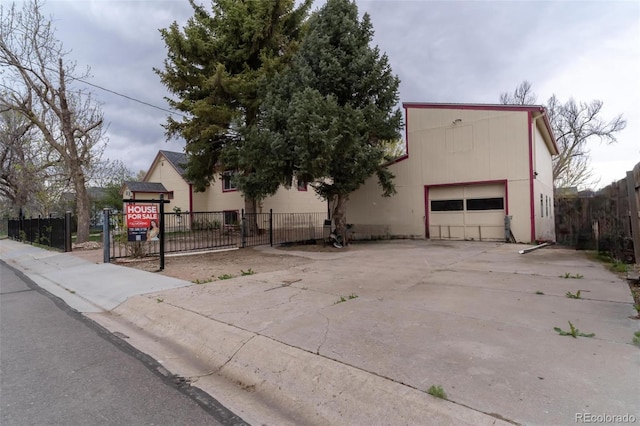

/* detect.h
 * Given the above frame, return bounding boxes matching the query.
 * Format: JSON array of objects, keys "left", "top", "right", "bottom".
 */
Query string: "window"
[
  {"left": 546, "top": 196, "right": 549, "bottom": 217},
  {"left": 222, "top": 171, "right": 237, "bottom": 191},
  {"left": 297, "top": 179, "right": 308, "bottom": 191},
  {"left": 540, "top": 194, "right": 544, "bottom": 217},
  {"left": 224, "top": 210, "right": 238, "bottom": 226},
  {"left": 466, "top": 197, "right": 504, "bottom": 211},
  {"left": 431, "top": 199, "right": 463, "bottom": 211}
]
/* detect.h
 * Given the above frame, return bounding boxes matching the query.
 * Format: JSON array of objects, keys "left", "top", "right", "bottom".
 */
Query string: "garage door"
[{"left": 428, "top": 183, "right": 505, "bottom": 241}]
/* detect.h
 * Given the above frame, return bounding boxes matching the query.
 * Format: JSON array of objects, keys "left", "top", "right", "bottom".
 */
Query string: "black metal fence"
[
  {"left": 108, "top": 209, "right": 328, "bottom": 260},
  {"left": 241, "top": 211, "right": 328, "bottom": 247},
  {"left": 7, "top": 214, "right": 72, "bottom": 252}
]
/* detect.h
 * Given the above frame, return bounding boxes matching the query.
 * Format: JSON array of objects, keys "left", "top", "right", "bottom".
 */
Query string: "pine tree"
[
  {"left": 155, "top": 0, "right": 311, "bottom": 218},
  {"left": 252, "top": 0, "right": 403, "bottom": 242}
]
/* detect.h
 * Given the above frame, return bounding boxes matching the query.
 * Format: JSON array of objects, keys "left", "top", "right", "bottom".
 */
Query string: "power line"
[{"left": 72, "top": 77, "right": 188, "bottom": 119}]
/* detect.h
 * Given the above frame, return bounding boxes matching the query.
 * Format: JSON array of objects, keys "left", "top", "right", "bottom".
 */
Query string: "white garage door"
[{"left": 428, "top": 184, "right": 505, "bottom": 241}]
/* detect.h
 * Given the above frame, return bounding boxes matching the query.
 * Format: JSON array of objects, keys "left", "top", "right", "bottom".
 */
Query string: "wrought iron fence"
[
  {"left": 109, "top": 211, "right": 238, "bottom": 259},
  {"left": 108, "top": 209, "right": 329, "bottom": 259},
  {"left": 241, "top": 211, "right": 328, "bottom": 247},
  {"left": 7, "top": 214, "right": 71, "bottom": 252}
]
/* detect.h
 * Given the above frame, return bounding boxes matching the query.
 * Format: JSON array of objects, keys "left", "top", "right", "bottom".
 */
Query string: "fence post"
[
  {"left": 159, "top": 194, "right": 165, "bottom": 271},
  {"left": 626, "top": 171, "right": 640, "bottom": 264},
  {"left": 241, "top": 209, "right": 246, "bottom": 248},
  {"left": 269, "top": 209, "right": 273, "bottom": 247},
  {"left": 103, "top": 208, "right": 110, "bottom": 264},
  {"left": 64, "top": 211, "right": 72, "bottom": 252}
]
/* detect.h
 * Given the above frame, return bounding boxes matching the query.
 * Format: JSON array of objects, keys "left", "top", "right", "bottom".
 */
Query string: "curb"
[{"left": 94, "top": 294, "right": 512, "bottom": 426}]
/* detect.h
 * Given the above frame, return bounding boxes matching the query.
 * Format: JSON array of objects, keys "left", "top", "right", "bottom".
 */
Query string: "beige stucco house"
[
  {"left": 132, "top": 150, "right": 325, "bottom": 224},
  {"left": 347, "top": 103, "right": 559, "bottom": 243}
]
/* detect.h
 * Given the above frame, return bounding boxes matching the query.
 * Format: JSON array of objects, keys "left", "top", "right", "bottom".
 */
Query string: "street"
[{"left": 0, "top": 262, "right": 246, "bottom": 426}]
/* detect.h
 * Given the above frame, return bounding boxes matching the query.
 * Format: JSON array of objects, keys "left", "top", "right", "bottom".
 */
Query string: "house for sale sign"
[{"left": 126, "top": 204, "right": 159, "bottom": 241}]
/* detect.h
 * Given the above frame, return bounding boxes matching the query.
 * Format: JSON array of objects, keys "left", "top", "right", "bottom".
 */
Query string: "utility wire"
[{"left": 72, "top": 77, "right": 188, "bottom": 119}]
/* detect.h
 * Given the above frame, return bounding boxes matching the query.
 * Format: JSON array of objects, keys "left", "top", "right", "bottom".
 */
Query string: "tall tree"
[
  {"left": 155, "top": 0, "right": 312, "bottom": 220},
  {"left": 0, "top": 0, "right": 107, "bottom": 242},
  {"left": 500, "top": 81, "right": 626, "bottom": 189},
  {"left": 246, "top": 0, "right": 403, "bottom": 242}
]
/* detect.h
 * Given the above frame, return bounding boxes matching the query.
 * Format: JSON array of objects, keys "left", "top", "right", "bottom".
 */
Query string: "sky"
[{"left": 22, "top": 0, "right": 640, "bottom": 190}]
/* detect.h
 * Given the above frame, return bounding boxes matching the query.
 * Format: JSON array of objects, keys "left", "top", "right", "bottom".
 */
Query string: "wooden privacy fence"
[{"left": 555, "top": 162, "right": 640, "bottom": 263}]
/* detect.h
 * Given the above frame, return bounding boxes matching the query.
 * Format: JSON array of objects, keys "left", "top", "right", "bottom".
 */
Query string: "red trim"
[
  {"left": 221, "top": 173, "right": 238, "bottom": 192},
  {"left": 404, "top": 104, "right": 409, "bottom": 157},
  {"left": 528, "top": 112, "right": 536, "bottom": 242},
  {"left": 188, "top": 184, "right": 193, "bottom": 213},
  {"left": 384, "top": 154, "right": 409, "bottom": 166},
  {"left": 424, "top": 179, "right": 509, "bottom": 239},
  {"left": 403, "top": 102, "right": 546, "bottom": 113}
]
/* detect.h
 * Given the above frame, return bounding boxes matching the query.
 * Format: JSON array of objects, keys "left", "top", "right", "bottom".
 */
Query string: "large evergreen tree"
[
  {"left": 248, "top": 0, "right": 403, "bottom": 242},
  {"left": 155, "top": 0, "right": 311, "bottom": 218}
]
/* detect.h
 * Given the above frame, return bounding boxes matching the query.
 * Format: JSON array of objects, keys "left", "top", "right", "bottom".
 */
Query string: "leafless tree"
[
  {"left": 499, "top": 80, "right": 538, "bottom": 105},
  {"left": 0, "top": 0, "right": 107, "bottom": 242},
  {"left": 501, "top": 81, "right": 626, "bottom": 189}
]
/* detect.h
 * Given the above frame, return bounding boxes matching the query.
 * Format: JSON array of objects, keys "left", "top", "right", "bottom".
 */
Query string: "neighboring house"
[
  {"left": 121, "top": 181, "right": 171, "bottom": 202},
  {"left": 134, "top": 150, "right": 325, "bottom": 226},
  {"left": 346, "top": 103, "right": 559, "bottom": 243},
  {"left": 60, "top": 187, "right": 113, "bottom": 228}
]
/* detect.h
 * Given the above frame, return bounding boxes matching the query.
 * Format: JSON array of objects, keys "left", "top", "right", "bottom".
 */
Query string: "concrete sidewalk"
[{"left": 1, "top": 238, "right": 638, "bottom": 425}]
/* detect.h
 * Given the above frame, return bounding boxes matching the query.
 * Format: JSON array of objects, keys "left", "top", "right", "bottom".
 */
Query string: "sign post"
[{"left": 123, "top": 197, "right": 170, "bottom": 271}]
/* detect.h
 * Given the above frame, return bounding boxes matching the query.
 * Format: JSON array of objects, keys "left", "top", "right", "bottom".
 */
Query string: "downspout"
[{"left": 531, "top": 110, "right": 547, "bottom": 242}]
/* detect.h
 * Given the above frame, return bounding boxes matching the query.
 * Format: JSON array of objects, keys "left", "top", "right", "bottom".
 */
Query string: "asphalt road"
[{"left": 0, "top": 261, "right": 247, "bottom": 426}]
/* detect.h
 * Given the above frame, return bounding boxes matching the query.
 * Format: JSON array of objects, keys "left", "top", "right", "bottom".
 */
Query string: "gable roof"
[
  {"left": 159, "top": 150, "right": 188, "bottom": 177},
  {"left": 123, "top": 181, "right": 168, "bottom": 193}
]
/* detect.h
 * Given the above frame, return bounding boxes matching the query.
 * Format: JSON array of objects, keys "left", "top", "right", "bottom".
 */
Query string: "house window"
[
  {"left": 466, "top": 197, "right": 504, "bottom": 211},
  {"left": 166, "top": 191, "right": 174, "bottom": 200},
  {"left": 224, "top": 210, "right": 238, "bottom": 226},
  {"left": 297, "top": 179, "right": 308, "bottom": 191},
  {"left": 222, "top": 171, "right": 237, "bottom": 191},
  {"left": 431, "top": 199, "right": 464, "bottom": 211},
  {"left": 545, "top": 196, "right": 549, "bottom": 217}
]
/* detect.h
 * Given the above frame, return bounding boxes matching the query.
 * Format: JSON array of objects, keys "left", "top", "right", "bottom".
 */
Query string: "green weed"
[
  {"left": 218, "top": 274, "right": 234, "bottom": 280},
  {"left": 535, "top": 291, "right": 544, "bottom": 295},
  {"left": 348, "top": 293, "right": 358, "bottom": 300},
  {"left": 632, "top": 331, "right": 640, "bottom": 347},
  {"left": 565, "top": 290, "right": 582, "bottom": 299},
  {"left": 156, "top": 298, "right": 164, "bottom": 303},
  {"left": 427, "top": 385, "right": 447, "bottom": 399},
  {"left": 241, "top": 268, "right": 255, "bottom": 276},
  {"left": 335, "top": 296, "right": 347, "bottom": 304},
  {"left": 554, "top": 321, "right": 594, "bottom": 338},
  {"left": 561, "top": 273, "right": 583, "bottom": 279},
  {"left": 191, "top": 278, "right": 213, "bottom": 284}
]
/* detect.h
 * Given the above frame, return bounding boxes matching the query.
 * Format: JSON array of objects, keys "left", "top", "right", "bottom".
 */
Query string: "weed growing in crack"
[
  {"left": 561, "top": 273, "right": 584, "bottom": 279},
  {"left": 554, "top": 321, "right": 594, "bottom": 338},
  {"left": 633, "top": 331, "right": 640, "bottom": 347},
  {"left": 335, "top": 294, "right": 359, "bottom": 304},
  {"left": 427, "top": 385, "right": 447, "bottom": 399},
  {"left": 566, "top": 290, "right": 582, "bottom": 299},
  {"left": 156, "top": 298, "right": 164, "bottom": 303},
  {"left": 241, "top": 268, "right": 256, "bottom": 276},
  {"left": 218, "top": 274, "right": 234, "bottom": 280},
  {"left": 535, "top": 291, "right": 544, "bottom": 295}
]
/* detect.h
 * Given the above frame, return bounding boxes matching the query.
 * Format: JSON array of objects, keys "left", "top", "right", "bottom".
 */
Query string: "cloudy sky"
[{"left": 29, "top": 0, "right": 640, "bottom": 189}]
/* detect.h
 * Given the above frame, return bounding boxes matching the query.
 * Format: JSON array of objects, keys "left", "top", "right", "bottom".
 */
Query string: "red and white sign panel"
[{"left": 126, "top": 204, "right": 159, "bottom": 242}]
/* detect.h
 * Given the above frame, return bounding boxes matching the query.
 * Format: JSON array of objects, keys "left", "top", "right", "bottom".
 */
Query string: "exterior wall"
[
  {"left": 145, "top": 157, "right": 190, "bottom": 213},
  {"left": 347, "top": 107, "right": 542, "bottom": 242},
  {"left": 533, "top": 121, "right": 556, "bottom": 241},
  {"left": 211, "top": 176, "right": 326, "bottom": 214},
  {"left": 260, "top": 182, "right": 325, "bottom": 213}
]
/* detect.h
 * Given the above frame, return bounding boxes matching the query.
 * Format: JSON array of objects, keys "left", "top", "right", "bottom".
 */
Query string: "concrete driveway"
[
  {"left": 3, "top": 238, "right": 638, "bottom": 425},
  {"left": 94, "top": 240, "right": 640, "bottom": 425}
]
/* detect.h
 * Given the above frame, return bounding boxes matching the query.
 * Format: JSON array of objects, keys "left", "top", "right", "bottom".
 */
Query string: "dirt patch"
[{"left": 114, "top": 247, "right": 312, "bottom": 282}]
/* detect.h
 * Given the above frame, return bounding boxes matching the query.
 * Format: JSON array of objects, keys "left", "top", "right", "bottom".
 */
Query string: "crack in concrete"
[{"left": 316, "top": 311, "right": 330, "bottom": 355}]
